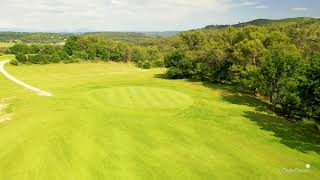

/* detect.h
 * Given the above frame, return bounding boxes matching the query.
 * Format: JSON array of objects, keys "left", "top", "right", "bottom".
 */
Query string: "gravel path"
[{"left": 0, "top": 60, "right": 52, "bottom": 96}]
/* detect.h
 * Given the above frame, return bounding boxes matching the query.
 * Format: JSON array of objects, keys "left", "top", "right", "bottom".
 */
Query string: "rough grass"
[
  {"left": 0, "top": 42, "right": 15, "bottom": 48},
  {"left": 0, "top": 61, "right": 319, "bottom": 179},
  {"left": 0, "top": 54, "right": 15, "bottom": 61}
]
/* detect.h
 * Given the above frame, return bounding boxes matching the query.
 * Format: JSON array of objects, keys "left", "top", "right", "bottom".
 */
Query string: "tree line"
[
  {"left": 7, "top": 19, "right": 320, "bottom": 120},
  {"left": 164, "top": 21, "right": 320, "bottom": 119},
  {"left": 10, "top": 35, "right": 167, "bottom": 68}
]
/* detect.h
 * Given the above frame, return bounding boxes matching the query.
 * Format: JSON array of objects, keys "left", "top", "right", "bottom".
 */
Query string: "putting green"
[{"left": 91, "top": 86, "right": 193, "bottom": 109}]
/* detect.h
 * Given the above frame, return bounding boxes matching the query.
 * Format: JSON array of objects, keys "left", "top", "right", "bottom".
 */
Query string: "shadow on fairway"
[
  {"left": 243, "top": 111, "right": 320, "bottom": 154},
  {"left": 153, "top": 74, "right": 320, "bottom": 154},
  {"left": 154, "top": 73, "right": 169, "bottom": 79},
  {"left": 209, "top": 83, "right": 320, "bottom": 154}
]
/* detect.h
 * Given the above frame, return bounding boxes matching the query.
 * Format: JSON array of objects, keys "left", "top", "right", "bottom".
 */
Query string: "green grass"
[
  {"left": 0, "top": 42, "right": 15, "bottom": 48},
  {"left": 0, "top": 54, "right": 15, "bottom": 61},
  {"left": 0, "top": 42, "right": 65, "bottom": 48},
  {"left": 0, "top": 61, "right": 319, "bottom": 179}
]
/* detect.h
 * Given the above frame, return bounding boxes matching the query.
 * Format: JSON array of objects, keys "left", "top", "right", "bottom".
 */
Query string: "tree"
[
  {"left": 58, "top": 51, "right": 70, "bottom": 61},
  {"left": 234, "top": 39, "right": 265, "bottom": 68},
  {"left": 301, "top": 54, "right": 320, "bottom": 117},
  {"left": 179, "top": 31, "right": 209, "bottom": 51},
  {"left": 87, "top": 44, "right": 97, "bottom": 60},
  {"left": 72, "top": 51, "right": 88, "bottom": 60},
  {"left": 96, "top": 43, "right": 110, "bottom": 61},
  {"left": 164, "top": 50, "right": 186, "bottom": 68},
  {"left": 29, "top": 44, "right": 41, "bottom": 54},
  {"left": 10, "top": 43, "right": 29, "bottom": 54},
  {"left": 132, "top": 47, "right": 147, "bottom": 63},
  {"left": 259, "top": 44, "right": 304, "bottom": 116},
  {"left": 64, "top": 36, "right": 79, "bottom": 55}
]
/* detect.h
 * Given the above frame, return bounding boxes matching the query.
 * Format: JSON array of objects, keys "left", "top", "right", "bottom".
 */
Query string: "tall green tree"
[{"left": 259, "top": 44, "right": 304, "bottom": 116}]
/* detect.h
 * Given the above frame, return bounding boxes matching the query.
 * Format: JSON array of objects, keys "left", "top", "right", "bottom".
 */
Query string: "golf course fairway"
[{"left": 0, "top": 61, "right": 319, "bottom": 179}]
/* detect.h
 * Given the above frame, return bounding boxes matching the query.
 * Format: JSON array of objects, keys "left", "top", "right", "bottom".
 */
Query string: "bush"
[
  {"left": 166, "top": 68, "right": 183, "bottom": 79},
  {"left": 137, "top": 60, "right": 144, "bottom": 68},
  {"left": 0, "top": 53, "right": 3, "bottom": 56},
  {"left": 142, "top": 61, "right": 151, "bottom": 69},
  {"left": 15, "top": 53, "right": 27, "bottom": 63},
  {"left": 9, "top": 59, "right": 19, "bottom": 66},
  {"left": 153, "top": 59, "right": 164, "bottom": 67}
]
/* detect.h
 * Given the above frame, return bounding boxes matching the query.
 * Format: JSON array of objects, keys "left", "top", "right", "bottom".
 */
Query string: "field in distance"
[{"left": 0, "top": 61, "right": 319, "bottom": 179}]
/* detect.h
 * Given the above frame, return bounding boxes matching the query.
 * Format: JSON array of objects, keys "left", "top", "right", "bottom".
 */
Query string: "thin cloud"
[
  {"left": 240, "top": 0, "right": 259, "bottom": 6},
  {"left": 0, "top": 0, "right": 235, "bottom": 31},
  {"left": 292, "top": 7, "right": 308, "bottom": 11},
  {"left": 255, "top": 5, "right": 268, "bottom": 9}
]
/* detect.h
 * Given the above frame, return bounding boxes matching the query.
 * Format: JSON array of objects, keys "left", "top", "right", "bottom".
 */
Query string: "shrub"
[
  {"left": 142, "top": 61, "right": 151, "bottom": 69},
  {"left": 137, "top": 60, "right": 144, "bottom": 68},
  {"left": 15, "top": 53, "right": 27, "bottom": 63},
  {"left": 153, "top": 59, "right": 164, "bottom": 67},
  {"left": 166, "top": 68, "right": 183, "bottom": 79},
  {"left": 9, "top": 59, "right": 19, "bottom": 66}
]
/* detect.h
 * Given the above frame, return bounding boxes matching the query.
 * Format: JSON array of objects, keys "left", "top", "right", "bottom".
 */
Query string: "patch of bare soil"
[{"left": 0, "top": 97, "right": 15, "bottom": 123}]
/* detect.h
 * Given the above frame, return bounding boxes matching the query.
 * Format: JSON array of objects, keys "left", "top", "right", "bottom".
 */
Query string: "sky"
[{"left": 0, "top": 0, "right": 319, "bottom": 32}]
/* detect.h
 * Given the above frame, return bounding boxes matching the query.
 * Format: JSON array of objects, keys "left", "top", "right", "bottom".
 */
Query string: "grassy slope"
[{"left": 0, "top": 61, "right": 319, "bottom": 179}]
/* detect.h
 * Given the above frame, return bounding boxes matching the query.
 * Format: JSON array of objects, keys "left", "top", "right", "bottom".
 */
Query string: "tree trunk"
[{"left": 253, "top": 54, "right": 257, "bottom": 66}]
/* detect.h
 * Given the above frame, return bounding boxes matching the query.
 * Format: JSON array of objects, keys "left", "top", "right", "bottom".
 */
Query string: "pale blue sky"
[{"left": 0, "top": 0, "right": 319, "bottom": 32}]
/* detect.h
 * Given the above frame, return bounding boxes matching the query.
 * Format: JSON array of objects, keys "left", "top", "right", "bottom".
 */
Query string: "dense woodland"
[{"left": 4, "top": 17, "right": 320, "bottom": 120}]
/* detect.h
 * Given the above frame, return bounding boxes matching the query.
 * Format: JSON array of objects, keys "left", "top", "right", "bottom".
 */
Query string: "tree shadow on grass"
[
  {"left": 244, "top": 111, "right": 320, "bottom": 154},
  {"left": 154, "top": 73, "right": 168, "bottom": 79},
  {"left": 203, "top": 82, "right": 320, "bottom": 154},
  {"left": 153, "top": 74, "right": 320, "bottom": 154}
]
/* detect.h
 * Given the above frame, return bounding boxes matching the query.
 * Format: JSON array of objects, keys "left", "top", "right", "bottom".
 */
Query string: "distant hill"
[
  {"left": 144, "top": 31, "right": 180, "bottom": 37},
  {"left": 81, "top": 32, "right": 162, "bottom": 42},
  {"left": 204, "top": 17, "right": 320, "bottom": 29},
  {"left": 0, "top": 31, "right": 179, "bottom": 43},
  {"left": 81, "top": 31, "right": 179, "bottom": 42},
  {"left": 0, "top": 32, "right": 71, "bottom": 43},
  {"left": 2, "top": 17, "right": 318, "bottom": 43}
]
